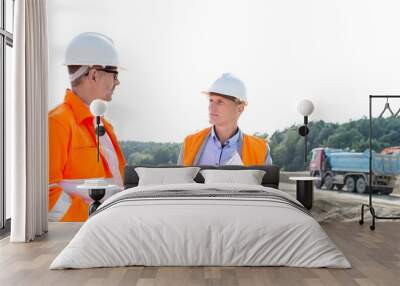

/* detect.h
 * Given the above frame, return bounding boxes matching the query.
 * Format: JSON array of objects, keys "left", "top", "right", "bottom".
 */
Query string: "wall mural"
[{"left": 47, "top": 0, "right": 400, "bottom": 223}]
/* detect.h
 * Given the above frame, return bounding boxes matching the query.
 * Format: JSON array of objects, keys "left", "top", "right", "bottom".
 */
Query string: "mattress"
[{"left": 50, "top": 183, "right": 351, "bottom": 269}]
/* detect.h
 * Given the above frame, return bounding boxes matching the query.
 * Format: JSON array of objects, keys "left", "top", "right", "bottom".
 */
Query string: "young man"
[
  {"left": 178, "top": 73, "right": 272, "bottom": 166},
  {"left": 48, "top": 32, "right": 126, "bottom": 221}
]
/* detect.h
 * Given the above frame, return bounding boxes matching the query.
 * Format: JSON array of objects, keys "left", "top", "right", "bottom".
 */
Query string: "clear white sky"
[{"left": 48, "top": 0, "right": 400, "bottom": 142}]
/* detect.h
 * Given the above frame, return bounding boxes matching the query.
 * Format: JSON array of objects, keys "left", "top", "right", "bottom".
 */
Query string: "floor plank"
[{"left": 0, "top": 221, "right": 399, "bottom": 286}]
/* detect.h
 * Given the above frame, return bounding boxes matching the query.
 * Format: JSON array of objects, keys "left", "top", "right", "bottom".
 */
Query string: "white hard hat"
[
  {"left": 203, "top": 73, "right": 247, "bottom": 104},
  {"left": 64, "top": 32, "right": 120, "bottom": 67}
]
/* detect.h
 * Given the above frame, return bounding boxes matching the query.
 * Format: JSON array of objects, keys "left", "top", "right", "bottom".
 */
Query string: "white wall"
[{"left": 48, "top": 0, "right": 400, "bottom": 142}]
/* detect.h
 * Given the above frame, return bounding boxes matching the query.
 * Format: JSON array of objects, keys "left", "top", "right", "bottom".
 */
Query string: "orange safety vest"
[
  {"left": 182, "top": 127, "right": 268, "bottom": 166},
  {"left": 48, "top": 89, "right": 126, "bottom": 222}
]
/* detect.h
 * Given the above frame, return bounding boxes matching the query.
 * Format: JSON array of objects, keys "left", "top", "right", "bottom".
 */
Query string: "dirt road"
[{"left": 280, "top": 172, "right": 400, "bottom": 223}]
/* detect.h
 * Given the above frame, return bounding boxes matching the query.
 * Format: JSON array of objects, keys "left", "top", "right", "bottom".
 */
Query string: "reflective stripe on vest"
[
  {"left": 48, "top": 191, "right": 72, "bottom": 221},
  {"left": 95, "top": 119, "right": 124, "bottom": 189},
  {"left": 48, "top": 178, "right": 121, "bottom": 222},
  {"left": 182, "top": 127, "right": 268, "bottom": 166}
]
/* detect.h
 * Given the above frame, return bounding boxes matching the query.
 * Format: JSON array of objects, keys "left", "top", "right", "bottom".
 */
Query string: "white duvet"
[{"left": 50, "top": 183, "right": 351, "bottom": 269}]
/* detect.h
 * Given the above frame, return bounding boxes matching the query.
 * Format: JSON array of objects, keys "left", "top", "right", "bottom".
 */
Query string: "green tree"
[{"left": 119, "top": 117, "right": 400, "bottom": 171}]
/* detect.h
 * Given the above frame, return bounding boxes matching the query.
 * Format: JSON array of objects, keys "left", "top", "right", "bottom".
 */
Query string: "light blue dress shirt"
[{"left": 196, "top": 127, "right": 273, "bottom": 166}]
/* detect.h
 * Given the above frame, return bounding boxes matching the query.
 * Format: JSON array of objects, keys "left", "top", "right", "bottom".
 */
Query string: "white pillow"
[
  {"left": 135, "top": 167, "right": 200, "bottom": 186},
  {"left": 200, "top": 169, "right": 266, "bottom": 185}
]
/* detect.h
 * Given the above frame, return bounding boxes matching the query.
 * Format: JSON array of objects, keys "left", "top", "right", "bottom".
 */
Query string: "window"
[{"left": 0, "top": 0, "right": 14, "bottom": 235}]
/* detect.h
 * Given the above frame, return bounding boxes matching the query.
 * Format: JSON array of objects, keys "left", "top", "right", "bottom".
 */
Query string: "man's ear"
[
  {"left": 88, "top": 69, "right": 97, "bottom": 82},
  {"left": 238, "top": 103, "right": 245, "bottom": 113}
]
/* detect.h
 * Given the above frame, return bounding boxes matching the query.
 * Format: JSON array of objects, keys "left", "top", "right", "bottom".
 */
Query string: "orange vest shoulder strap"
[
  {"left": 241, "top": 134, "right": 268, "bottom": 166},
  {"left": 182, "top": 127, "right": 212, "bottom": 166}
]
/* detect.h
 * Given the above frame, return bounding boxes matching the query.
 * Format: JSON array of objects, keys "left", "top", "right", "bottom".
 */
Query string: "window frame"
[{"left": 0, "top": 0, "right": 14, "bottom": 236}]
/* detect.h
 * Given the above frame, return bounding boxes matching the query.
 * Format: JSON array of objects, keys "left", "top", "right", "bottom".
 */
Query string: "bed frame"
[{"left": 124, "top": 165, "right": 280, "bottom": 189}]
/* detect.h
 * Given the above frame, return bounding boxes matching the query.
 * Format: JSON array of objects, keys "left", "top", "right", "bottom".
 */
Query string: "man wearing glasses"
[{"left": 48, "top": 32, "right": 126, "bottom": 222}]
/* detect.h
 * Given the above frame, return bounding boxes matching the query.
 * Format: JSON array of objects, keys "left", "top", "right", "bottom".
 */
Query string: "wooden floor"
[{"left": 0, "top": 221, "right": 399, "bottom": 286}]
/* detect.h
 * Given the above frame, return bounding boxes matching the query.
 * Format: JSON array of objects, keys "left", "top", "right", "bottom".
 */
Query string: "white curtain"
[{"left": 9, "top": 0, "right": 48, "bottom": 242}]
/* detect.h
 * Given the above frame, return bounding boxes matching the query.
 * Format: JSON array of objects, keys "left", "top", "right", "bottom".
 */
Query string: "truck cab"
[
  {"left": 309, "top": 148, "right": 324, "bottom": 188},
  {"left": 309, "top": 148, "right": 340, "bottom": 189}
]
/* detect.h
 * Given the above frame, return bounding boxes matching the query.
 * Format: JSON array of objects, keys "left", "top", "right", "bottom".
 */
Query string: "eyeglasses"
[
  {"left": 86, "top": 68, "right": 119, "bottom": 80},
  {"left": 97, "top": 68, "right": 119, "bottom": 80}
]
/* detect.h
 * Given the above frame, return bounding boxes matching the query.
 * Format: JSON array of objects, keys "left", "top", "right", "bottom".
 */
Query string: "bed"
[{"left": 50, "top": 165, "right": 351, "bottom": 269}]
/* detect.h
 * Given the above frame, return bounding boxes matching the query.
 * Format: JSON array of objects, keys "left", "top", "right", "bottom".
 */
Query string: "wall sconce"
[
  {"left": 90, "top": 99, "right": 107, "bottom": 162},
  {"left": 297, "top": 99, "right": 314, "bottom": 163}
]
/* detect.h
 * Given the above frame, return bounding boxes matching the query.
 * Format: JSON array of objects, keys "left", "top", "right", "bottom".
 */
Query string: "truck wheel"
[
  {"left": 314, "top": 179, "right": 323, "bottom": 189},
  {"left": 346, "top": 177, "right": 356, "bottom": 192},
  {"left": 336, "top": 184, "right": 344, "bottom": 191},
  {"left": 380, "top": 188, "right": 393, "bottom": 195},
  {"left": 324, "top": 174, "right": 334, "bottom": 190},
  {"left": 356, "top": 177, "right": 367, "bottom": 194}
]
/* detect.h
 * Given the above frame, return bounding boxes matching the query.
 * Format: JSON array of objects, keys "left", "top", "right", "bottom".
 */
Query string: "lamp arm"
[
  {"left": 96, "top": 116, "right": 100, "bottom": 162},
  {"left": 304, "top": 116, "right": 308, "bottom": 164}
]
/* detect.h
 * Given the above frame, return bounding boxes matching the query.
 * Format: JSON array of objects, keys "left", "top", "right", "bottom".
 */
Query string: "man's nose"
[{"left": 209, "top": 102, "right": 216, "bottom": 111}]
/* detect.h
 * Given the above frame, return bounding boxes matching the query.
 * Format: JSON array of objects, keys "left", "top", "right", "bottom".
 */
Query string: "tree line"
[{"left": 119, "top": 118, "right": 400, "bottom": 171}]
